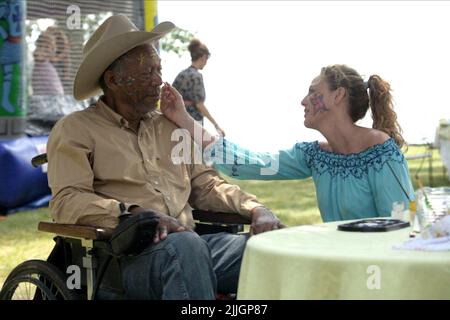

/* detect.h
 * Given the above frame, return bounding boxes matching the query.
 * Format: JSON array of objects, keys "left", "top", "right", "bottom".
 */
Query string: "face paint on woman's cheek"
[{"left": 310, "top": 93, "right": 329, "bottom": 115}]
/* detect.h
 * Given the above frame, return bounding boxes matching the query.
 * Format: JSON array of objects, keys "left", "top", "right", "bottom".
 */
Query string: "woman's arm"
[
  {"left": 161, "top": 83, "right": 217, "bottom": 150},
  {"left": 195, "top": 101, "right": 225, "bottom": 136},
  {"left": 161, "top": 83, "right": 312, "bottom": 180},
  {"left": 368, "top": 156, "right": 415, "bottom": 217},
  {"left": 210, "top": 138, "right": 312, "bottom": 180}
]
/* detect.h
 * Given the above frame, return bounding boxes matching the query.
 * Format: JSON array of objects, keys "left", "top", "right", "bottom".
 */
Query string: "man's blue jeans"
[{"left": 120, "top": 231, "right": 249, "bottom": 299}]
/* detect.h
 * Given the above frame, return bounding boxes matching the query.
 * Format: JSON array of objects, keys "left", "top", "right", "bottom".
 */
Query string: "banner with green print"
[{"left": 0, "top": 0, "right": 25, "bottom": 139}]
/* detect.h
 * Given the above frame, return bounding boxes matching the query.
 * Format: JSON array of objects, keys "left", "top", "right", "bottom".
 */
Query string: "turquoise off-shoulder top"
[{"left": 206, "top": 138, "right": 415, "bottom": 222}]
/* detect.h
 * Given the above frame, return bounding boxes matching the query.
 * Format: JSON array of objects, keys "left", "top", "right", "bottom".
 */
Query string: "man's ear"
[
  {"left": 103, "top": 70, "right": 119, "bottom": 92},
  {"left": 334, "top": 87, "right": 347, "bottom": 105}
]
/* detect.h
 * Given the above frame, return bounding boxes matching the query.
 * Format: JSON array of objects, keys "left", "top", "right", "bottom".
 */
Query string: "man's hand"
[
  {"left": 130, "top": 206, "right": 191, "bottom": 243},
  {"left": 250, "top": 206, "right": 286, "bottom": 235}
]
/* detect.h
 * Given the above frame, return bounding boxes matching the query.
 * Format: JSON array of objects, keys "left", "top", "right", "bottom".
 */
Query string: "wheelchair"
[{"left": 0, "top": 154, "right": 250, "bottom": 300}]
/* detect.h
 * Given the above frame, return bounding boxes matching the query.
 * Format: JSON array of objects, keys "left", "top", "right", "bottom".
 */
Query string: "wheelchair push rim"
[{"left": 0, "top": 260, "right": 78, "bottom": 300}]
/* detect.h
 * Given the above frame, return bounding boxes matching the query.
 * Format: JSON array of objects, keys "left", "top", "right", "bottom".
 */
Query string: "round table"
[{"left": 237, "top": 221, "right": 450, "bottom": 299}]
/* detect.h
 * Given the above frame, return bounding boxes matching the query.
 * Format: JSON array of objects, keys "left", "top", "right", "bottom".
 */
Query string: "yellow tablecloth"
[{"left": 237, "top": 221, "right": 450, "bottom": 300}]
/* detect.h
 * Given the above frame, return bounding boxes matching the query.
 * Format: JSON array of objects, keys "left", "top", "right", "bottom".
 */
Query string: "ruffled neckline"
[
  {"left": 312, "top": 138, "right": 396, "bottom": 159},
  {"left": 297, "top": 138, "right": 404, "bottom": 179}
]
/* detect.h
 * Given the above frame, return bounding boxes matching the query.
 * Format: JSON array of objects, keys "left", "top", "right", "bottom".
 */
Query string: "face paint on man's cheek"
[
  {"left": 116, "top": 75, "right": 140, "bottom": 99},
  {"left": 117, "top": 75, "right": 135, "bottom": 87},
  {"left": 138, "top": 53, "right": 146, "bottom": 66},
  {"left": 124, "top": 88, "right": 142, "bottom": 102},
  {"left": 310, "top": 93, "right": 329, "bottom": 115}
]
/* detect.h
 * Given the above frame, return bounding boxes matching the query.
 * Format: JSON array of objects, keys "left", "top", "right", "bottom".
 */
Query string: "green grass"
[
  {"left": 226, "top": 178, "right": 322, "bottom": 226},
  {"left": 405, "top": 145, "right": 449, "bottom": 189},
  {"left": 0, "top": 144, "right": 448, "bottom": 291},
  {"left": 0, "top": 208, "right": 54, "bottom": 288}
]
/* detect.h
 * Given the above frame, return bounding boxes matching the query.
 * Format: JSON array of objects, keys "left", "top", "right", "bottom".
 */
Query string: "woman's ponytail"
[{"left": 367, "top": 75, "right": 406, "bottom": 148}]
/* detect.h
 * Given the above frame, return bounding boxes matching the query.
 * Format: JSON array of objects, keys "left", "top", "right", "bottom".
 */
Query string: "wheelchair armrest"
[
  {"left": 31, "top": 153, "right": 48, "bottom": 167},
  {"left": 192, "top": 210, "right": 251, "bottom": 225},
  {"left": 38, "top": 221, "right": 113, "bottom": 241}
]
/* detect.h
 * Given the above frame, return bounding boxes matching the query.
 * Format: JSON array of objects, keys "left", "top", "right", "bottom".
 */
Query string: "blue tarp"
[{"left": 0, "top": 135, "right": 51, "bottom": 213}]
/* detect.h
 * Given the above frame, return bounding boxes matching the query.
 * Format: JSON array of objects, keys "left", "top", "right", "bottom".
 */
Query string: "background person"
[
  {"left": 31, "top": 32, "right": 64, "bottom": 96},
  {"left": 46, "top": 26, "right": 71, "bottom": 83},
  {"left": 172, "top": 39, "right": 225, "bottom": 136}
]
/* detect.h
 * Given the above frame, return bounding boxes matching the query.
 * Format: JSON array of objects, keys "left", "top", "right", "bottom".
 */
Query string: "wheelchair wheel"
[{"left": 0, "top": 260, "right": 78, "bottom": 300}]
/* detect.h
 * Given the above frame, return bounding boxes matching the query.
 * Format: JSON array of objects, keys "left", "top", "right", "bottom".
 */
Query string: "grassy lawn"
[
  {"left": 0, "top": 145, "right": 448, "bottom": 290},
  {"left": 0, "top": 208, "right": 53, "bottom": 288}
]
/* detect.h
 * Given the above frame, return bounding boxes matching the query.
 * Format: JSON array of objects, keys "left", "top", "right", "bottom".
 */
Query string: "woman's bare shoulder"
[
  {"left": 318, "top": 141, "right": 332, "bottom": 152},
  {"left": 366, "top": 129, "right": 390, "bottom": 145}
]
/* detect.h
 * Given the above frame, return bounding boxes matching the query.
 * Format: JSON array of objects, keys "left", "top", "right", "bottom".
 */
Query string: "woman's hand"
[
  {"left": 215, "top": 126, "right": 226, "bottom": 137},
  {"left": 160, "top": 82, "right": 191, "bottom": 126}
]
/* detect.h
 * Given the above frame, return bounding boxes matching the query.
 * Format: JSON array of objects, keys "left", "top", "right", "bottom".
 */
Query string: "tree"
[{"left": 160, "top": 27, "right": 195, "bottom": 57}]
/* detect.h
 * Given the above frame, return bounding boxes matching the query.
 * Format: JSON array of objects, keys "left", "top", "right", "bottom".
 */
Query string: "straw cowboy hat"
[{"left": 74, "top": 15, "right": 175, "bottom": 100}]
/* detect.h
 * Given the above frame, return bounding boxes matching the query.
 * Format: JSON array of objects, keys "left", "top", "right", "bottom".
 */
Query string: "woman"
[
  {"left": 46, "top": 26, "right": 71, "bottom": 83},
  {"left": 32, "top": 32, "right": 64, "bottom": 96},
  {"left": 172, "top": 39, "right": 225, "bottom": 136},
  {"left": 161, "top": 64, "right": 414, "bottom": 222}
]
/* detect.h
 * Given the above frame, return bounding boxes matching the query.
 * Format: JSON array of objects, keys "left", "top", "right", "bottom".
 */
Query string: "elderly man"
[{"left": 47, "top": 15, "right": 284, "bottom": 300}]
